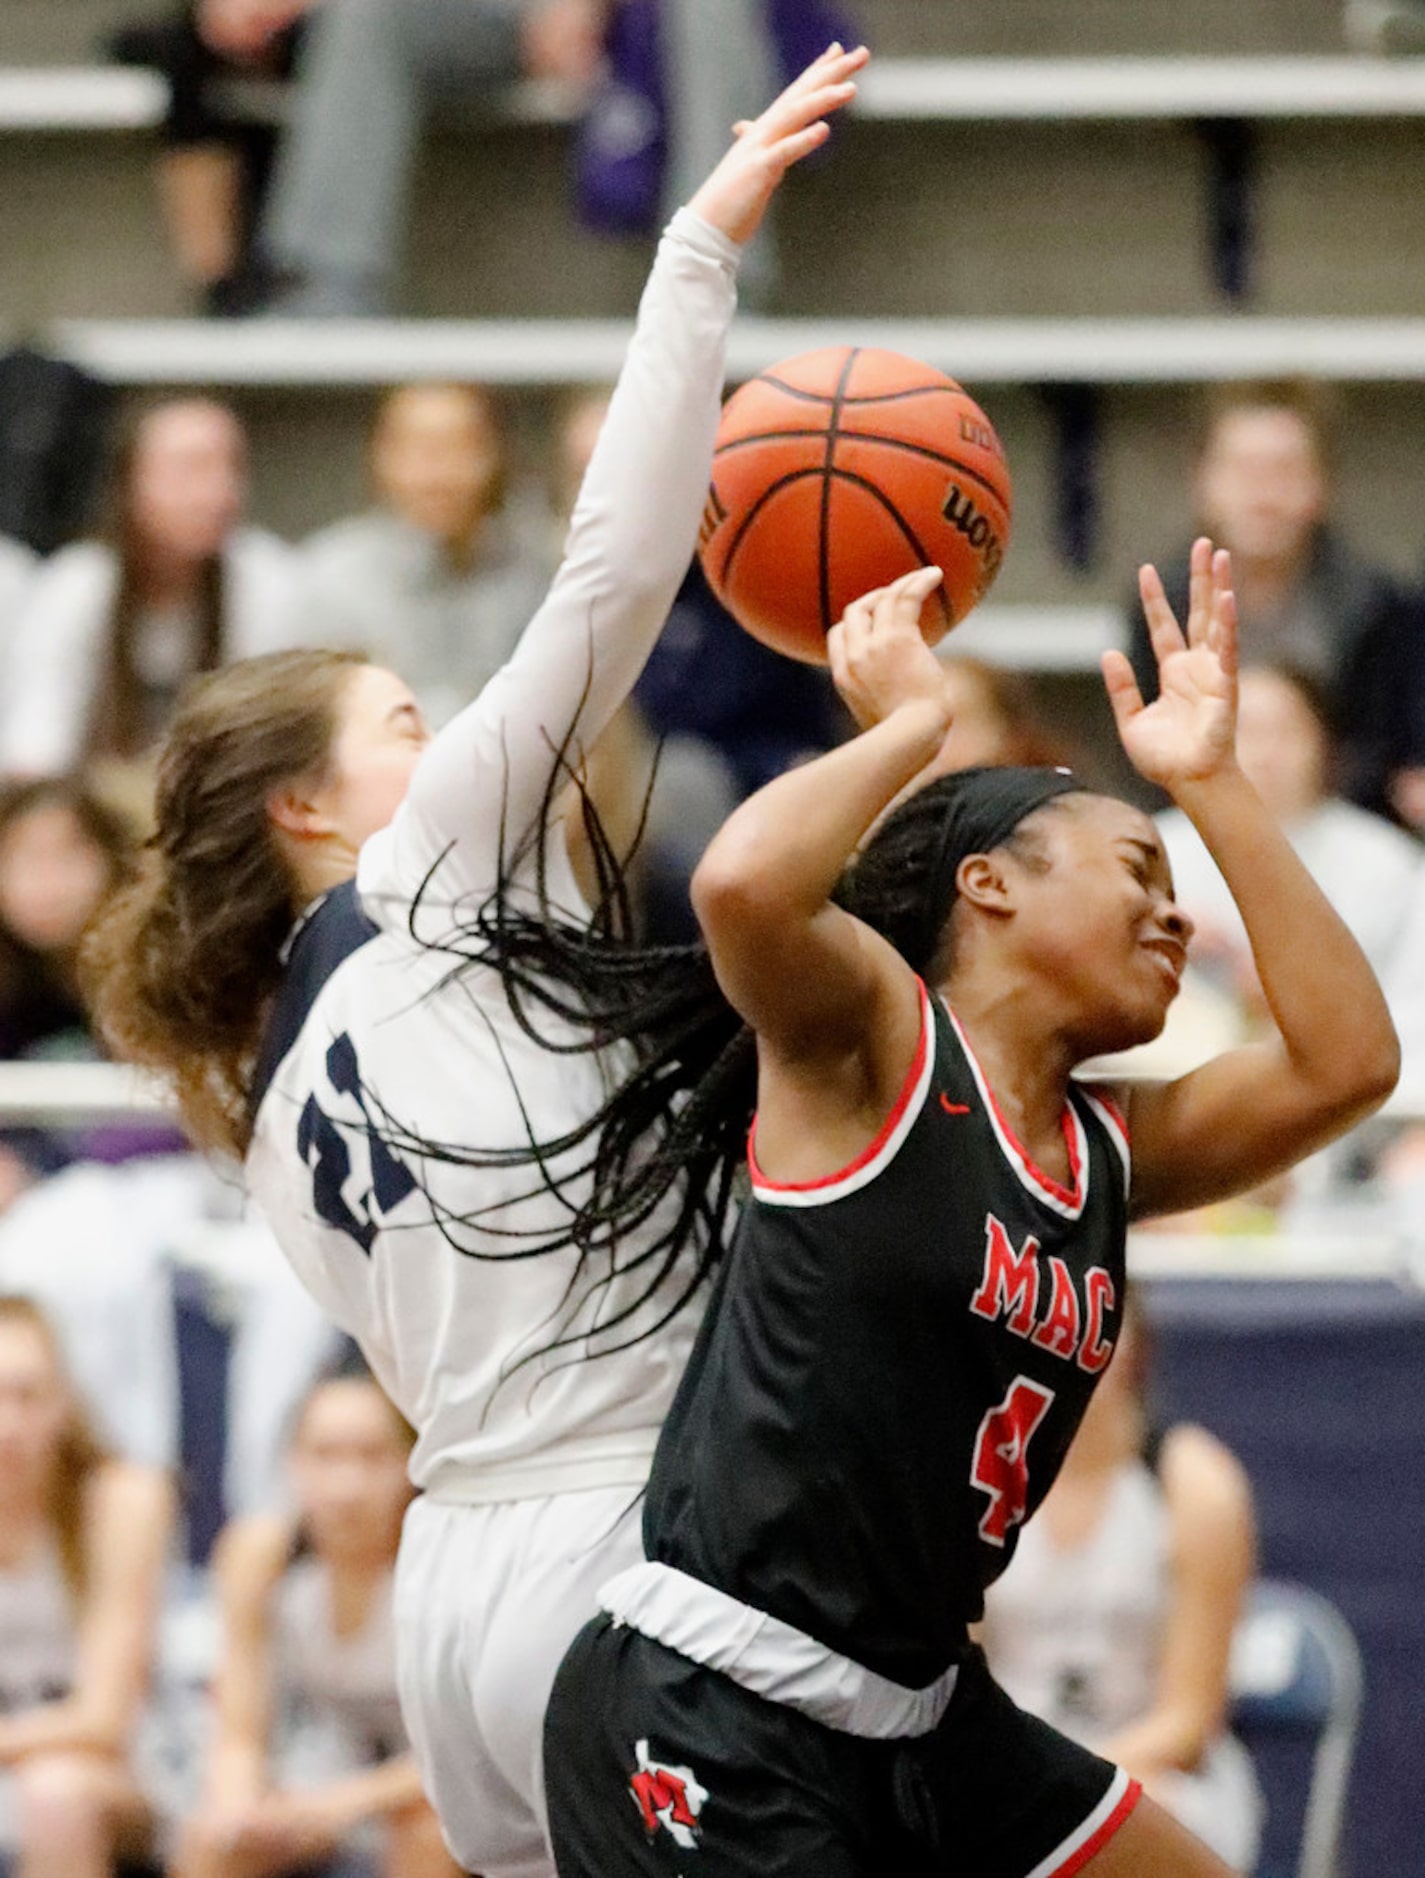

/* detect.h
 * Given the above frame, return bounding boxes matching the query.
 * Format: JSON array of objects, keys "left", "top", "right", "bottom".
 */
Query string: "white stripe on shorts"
[{"left": 598, "top": 1560, "right": 959, "bottom": 1739}]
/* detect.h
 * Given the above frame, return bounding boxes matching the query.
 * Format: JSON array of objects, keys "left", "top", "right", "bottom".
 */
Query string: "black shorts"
[{"left": 544, "top": 1616, "right": 1141, "bottom": 1878}]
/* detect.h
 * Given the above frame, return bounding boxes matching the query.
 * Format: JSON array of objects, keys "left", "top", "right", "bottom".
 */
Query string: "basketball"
[{"left": 698, "top": 346, "right": 1013, "bottom": 664}]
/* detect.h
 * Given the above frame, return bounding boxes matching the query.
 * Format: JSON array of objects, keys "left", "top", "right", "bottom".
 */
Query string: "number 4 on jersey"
[{"left": 971, "top": 1375, "right": 1055, "bottom": 1546}]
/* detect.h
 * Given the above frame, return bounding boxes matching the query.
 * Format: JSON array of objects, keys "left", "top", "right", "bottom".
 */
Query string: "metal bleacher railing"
[
  {"left": 8, "top": 55, "right": 1425, "bottom": 394},
  {"left": 11, "top": 54, "right": 1425, "bottom": 132}
]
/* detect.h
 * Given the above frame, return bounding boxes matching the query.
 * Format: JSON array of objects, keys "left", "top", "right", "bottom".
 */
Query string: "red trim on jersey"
[
  {"left": 982, "top": 1076, "right": 1084, "bottom": 1212},
  {"left": 1046, "top": 1777, "right": 1142, "bottom": 1878},
  {"left": 1081, "top": 1084, "right": 1130, "bottom": 1146},
  {"left": 942, "top": 1003, "right": 1087, "bottom": 1213},
  {"left": 748, "top": 983, "right": 930, "bottom": 1193}
]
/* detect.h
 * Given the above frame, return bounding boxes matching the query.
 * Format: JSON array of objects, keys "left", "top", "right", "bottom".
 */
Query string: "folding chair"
[{"left": 1230, "top": 1580, "right": 1363, "bottom": 1878}]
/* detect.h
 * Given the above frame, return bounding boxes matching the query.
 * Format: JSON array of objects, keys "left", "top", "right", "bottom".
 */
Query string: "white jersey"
[{"left": 246, "top": 209, "right": 739, "bottom": 1506}]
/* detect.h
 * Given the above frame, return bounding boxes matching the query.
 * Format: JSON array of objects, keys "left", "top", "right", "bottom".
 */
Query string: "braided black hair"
[{"left": 348, "top": 718, "right": 1084, "bottom": 1386}]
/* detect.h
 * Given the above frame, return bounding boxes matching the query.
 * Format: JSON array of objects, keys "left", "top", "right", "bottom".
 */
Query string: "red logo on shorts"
[{"left": 629, "top": 1738, "right": 708, "bottom": 1849}]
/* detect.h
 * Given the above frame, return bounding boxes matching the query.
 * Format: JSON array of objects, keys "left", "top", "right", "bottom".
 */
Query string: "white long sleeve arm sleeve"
[{"left": 358, "top": 209, "right": 740, "bottom": 916}]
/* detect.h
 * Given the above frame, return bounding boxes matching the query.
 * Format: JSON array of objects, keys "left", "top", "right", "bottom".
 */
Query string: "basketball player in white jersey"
[{"left": 84, "top": 44, "right": 871, "bottom": 1878}]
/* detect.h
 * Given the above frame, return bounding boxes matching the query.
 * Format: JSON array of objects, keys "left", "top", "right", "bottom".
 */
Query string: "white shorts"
[{"left": 393, "top": 1484, "right": 646, "bottom": 1878}]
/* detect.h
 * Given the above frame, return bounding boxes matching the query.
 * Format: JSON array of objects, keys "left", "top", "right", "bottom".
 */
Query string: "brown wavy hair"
[
  {"left": 0, "top": 1296, "right": 112, "bottom": 1601},
  {"left": 81, "top": 649, "right": 365, "bottom": 1158}
]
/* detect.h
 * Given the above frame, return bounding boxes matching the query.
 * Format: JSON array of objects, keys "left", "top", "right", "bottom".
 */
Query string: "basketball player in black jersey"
[{"left": 526, "top": 537, "right": 1398, "bottom": 1878}]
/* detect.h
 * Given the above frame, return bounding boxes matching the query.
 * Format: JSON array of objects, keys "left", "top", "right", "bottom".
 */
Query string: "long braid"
[{"left": 353, "top": 748, "right": 1080, "bottom": 1380}]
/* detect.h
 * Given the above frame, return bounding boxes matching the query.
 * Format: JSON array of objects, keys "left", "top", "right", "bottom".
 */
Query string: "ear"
[
  {"left": 955, "top": 852, "right": 1017, "bottom": 919},
  {"left": 266, "top": 783, "right": 334, "bottom": 843}
]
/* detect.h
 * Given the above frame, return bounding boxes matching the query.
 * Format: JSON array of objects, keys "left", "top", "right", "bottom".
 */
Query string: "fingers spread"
[
  {"left": 1185, "top": 534, "right": 1214, "bottom": 647},
  {"left": 1139, "top": 561, "right": 1187, "bottom": 664},
  {"left": 1101, "top": 649, "right": 1145, "bottom": 727}
]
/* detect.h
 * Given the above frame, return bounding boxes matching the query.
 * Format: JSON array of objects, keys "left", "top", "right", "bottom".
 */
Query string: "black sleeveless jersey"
[{"left": 643, "top": 984, "right": 1132, "bottom": 1690}]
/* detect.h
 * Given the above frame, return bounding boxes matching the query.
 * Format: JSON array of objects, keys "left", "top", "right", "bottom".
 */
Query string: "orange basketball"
[{"left": 698, "top": 346, "right": 1012, "bottom": 664}]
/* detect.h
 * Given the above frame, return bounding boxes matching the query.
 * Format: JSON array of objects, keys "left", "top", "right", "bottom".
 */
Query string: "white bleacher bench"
[
  {"left": 11, "top": 58, "right": 1425, "bottom": 137},
  {"left": 0, "top": 1059, "right": 164, "bottom": 1123},
  {"left": 3, "top": 1062, "right": 1421, "bottom": 1286},
  {"left": 0, "top": 66, "right": 580, "bottom": 132},
  {"left": 943, "top": 604, "right": 1121, "bottom": 671},
  {"left": 854, "top": 56, "right": 1425, "bottom": 121},
  {"left": 4, "top": 1057, "right": 1424, "bottom": 1126},
  {"left": 40, "top": 314, "right": 1425, "bottom": 388}
]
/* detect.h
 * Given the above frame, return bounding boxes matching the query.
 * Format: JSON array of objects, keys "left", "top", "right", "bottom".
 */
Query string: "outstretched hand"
[
  {"left": 829, "top": 566, "right": 949, "bottom": 732},
  {"left": 1103, "top": 537, "right": 1239, "bottom": 793},
  {"left": 688, "top": 43, "right": 869, "bottom": 248}
]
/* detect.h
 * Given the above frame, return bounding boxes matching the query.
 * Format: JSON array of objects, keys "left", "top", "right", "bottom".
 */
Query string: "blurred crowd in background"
[
  {"left": 3, "top": 2, "right": 1425, "bottom": 1874},
  {"left": 2, "top": 360, "right": 1425, "bottom": 1873},
  {"left": 6, "top": 369, "right": 1425, "bottom": 1171}
]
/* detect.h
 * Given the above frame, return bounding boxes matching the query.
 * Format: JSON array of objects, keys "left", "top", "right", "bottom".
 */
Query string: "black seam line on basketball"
[
  {"left": 820, "top": 348, "right": 861, "bottom": 639},
  {"left": 718, "top": 465, "right": 827, "bottom": 592},
  {"left": 756, "top": 374, "right": 975, "bottom": 411},
  {"left": 829, "top": 468, "right": 952, "bottom": 629},
  {"left": 716, "top": 429, "right": 1006, "bottom": 509},
  {"left": 716, "top": 462, "right": 953, "bottom": 633}
]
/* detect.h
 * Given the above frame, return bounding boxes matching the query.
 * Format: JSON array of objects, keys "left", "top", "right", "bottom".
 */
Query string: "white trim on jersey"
[
  {"left": 1023, "top": 1765, "right": 1141, "bottom": 1878},
  {"left": 747, "top": 982, "right": 934, "bottom": 1209},
  {"left": 942, "top": 1000, "right": 1091, "bottom": 1222},
  {"left": 1077, "top": 1088, "right": 1132, "bottom": 1200}
]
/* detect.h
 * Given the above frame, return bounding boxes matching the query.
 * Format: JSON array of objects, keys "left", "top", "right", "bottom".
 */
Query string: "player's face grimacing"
[{"left": 999, "top": 795, "right": 1192, "bottom": 1059}]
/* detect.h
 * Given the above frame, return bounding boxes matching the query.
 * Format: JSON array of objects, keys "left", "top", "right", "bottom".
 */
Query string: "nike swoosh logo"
[{"left": 941, "top": 1095, "right": 971, "bottom": 1115}]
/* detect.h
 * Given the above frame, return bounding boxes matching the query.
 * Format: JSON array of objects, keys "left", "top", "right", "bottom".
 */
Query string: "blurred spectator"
[
  {"left": 0, "top": 780, "right": 137, "bottom": 1194},
  {"left": 107, "top": 6, "right": 304, "bottom": 315},
  {"left": 635, "top": 565, "right": 841, "bottom": 939},
  {"left": 0, "top": 1152, "right": 342, "bottom": 1516},
  {"left": 0, "top": 352, "right": 115, "bottom": 561},
  {"left": 298, "top": 383, "right": 550, "bottom": 728},
  {"left": 1378, "top": 583, "right": 1425, "bottom": 835},
  {"left": 231, "top": 0, "right": 607, "bottom": 316},
  {"left": 928, "top": 655, "right": 1072, "bottom": 776},
  {"left": 1344, "top": 0, "right": 1425, "bottom": 51},
  {"left": 173, "top": 1363, "right": 457, "bottom": 1878},
  {"left": 1384, "top": 862, "right": 1425, "bottom": 1100},
  {"left": 0, "top": 1294, "right": 174, "bottom": 1878},
  {"left": 577, "top": 0, "right": 856, "bottom": 305},
  {"left": 0, "top": 1160, "right": 188, "bottom": 1468},
  {"left": 0, "top": 539, "right": 35, "bottom": 647},
  {"left": 981, "top": 1306, "right": 1261, "bottom": 1873},
  {"left": 1156, "top": 665, "right": 1420, "bottom": 1012},
  {"left": 0, "top": 401, "right": 303, "bottom": 777},
  {"left": 0, "top": 780, "right": 133, "bottom": 1065},
  {"left": 1127, "top": 381, "right": 1420, "bottom": 820}
]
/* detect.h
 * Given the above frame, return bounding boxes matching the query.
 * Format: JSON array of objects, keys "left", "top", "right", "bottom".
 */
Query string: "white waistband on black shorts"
[{"left": 598, "top": 1560, "right": 959, "bottom": 1740}]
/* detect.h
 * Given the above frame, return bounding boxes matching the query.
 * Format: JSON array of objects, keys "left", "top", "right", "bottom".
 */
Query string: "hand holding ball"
[{"left": 698, "top": 346, "right": 1012, "bottom": 663}]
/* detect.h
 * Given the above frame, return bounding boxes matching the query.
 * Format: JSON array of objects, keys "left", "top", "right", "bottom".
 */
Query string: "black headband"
[{"left": 920, "top": 764, "right": 1085, "bottom": 958}]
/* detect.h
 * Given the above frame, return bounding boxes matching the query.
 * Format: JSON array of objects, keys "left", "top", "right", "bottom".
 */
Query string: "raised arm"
[
  {"left": 693, "top": 568, "right": 949, "bottom": 1184},
  {"left": 362, "top": 45, "right": 868, "bottom": 912},
  {"left": 1105, "top": 540, "right": 1400, "bottom": 1220}
]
